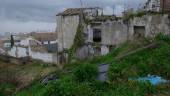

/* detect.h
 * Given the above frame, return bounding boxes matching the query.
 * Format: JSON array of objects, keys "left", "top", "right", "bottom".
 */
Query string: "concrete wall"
[
  {"left": 129, "top": 14, "right": 170, "bottom": 38},
  {"left": 8, "top": 46, "right": 58, "bottom": 64},
  {"left": 56, "top": 15, "right": 80, "bottom": 52},
  {"left": 86, "top": 25, "right": 95, "bottom": 43},
  {"left": 101, "top": 14, "right": 170, "bottom": 46},
  {"left": 102, "top": 20, "right": 128, "bottom": 45}
]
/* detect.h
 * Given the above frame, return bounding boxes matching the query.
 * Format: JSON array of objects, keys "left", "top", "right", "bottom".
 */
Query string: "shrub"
[
  {"left": 0, "top": 83, "right": 15, "bottom": 96},
  {"left": 73, "top": 82, "right": 94, "bottom": 96},
  {"left": 15, "top": 82, "right": 47, "bottom": 96},
  {"left": 45, "top": 76, "right": 76, "bottom": 96},
  {"left": 155, "top": 33, "right": 170, "bottom": 43},
  {"left": 73, "top": 64, "right": 98, "bottom": 82},
  {"left": 135, "top": 11, "right": 147, "bottom": 17},
  {"left": 152, "top": 44, "right": 170, "bottom": 78},
  {"left": 127, "top": 81, "right": 157, "bottom": 95}
]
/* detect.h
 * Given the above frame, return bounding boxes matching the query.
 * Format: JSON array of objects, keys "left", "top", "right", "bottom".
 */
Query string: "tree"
[{"left": 10, "top": 35, "right": 14, "bottom": 48}]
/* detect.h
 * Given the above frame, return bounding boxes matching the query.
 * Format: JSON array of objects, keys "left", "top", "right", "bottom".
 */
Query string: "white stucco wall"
[
  {"left": 144, "top": 0, "right": 160, "bottom": 12},
  {"left": 30, "top": 51, "right": 54, "bottom": 63},
  {"left": 8, "top": 46, "right": 58, "bottom": 63},
  {"left": 101, "top": 45, "right": 109, "bottom": 55},
  {"left": 20, "top": 37, "right": 41, "bottom": 46},
  {"left": 8, "top": 47, "right": 27, "bottom": 57}
]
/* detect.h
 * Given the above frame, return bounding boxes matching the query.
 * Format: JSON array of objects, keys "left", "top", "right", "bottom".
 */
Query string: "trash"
[
  {"left": 41, "top": 74, "right": 58, "bottom": 85},
  {"left": 129, "top": 74, "right": 169, "bottom": 85}
]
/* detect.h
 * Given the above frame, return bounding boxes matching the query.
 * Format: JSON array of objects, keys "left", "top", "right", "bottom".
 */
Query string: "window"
[
  {"left": 134, "top": 26, "right": 145, "bottom": 38},
  {"left": 93, "top": 29, "right": 101, "bottom": 42}
]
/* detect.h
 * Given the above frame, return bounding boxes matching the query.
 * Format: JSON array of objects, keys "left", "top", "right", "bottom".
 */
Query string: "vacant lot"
[{"left": 0, "top": 60, "right": 58, "bottom": 95}]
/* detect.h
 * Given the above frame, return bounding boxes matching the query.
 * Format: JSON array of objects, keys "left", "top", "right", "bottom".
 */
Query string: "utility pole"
[
  {"left": 162, "top": 0, "right": 165, "bottom": 15},
  {"left": 10, "top": 35, "right": 14, "bottom": 48}
]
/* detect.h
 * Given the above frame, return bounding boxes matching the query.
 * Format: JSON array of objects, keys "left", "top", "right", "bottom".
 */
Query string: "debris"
[
  {"left": 41, "top": 74, "right": 58, "bottom": 85},
  {"left": 129, "top": 75, "right": 169, "bottom": 85}
]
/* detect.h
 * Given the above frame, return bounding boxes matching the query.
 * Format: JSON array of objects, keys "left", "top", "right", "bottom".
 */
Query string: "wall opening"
[
  {"left": 134, "top": 26, "right": 145, "bottom": 38},
  {"left": 93, "top": 29, "right": 101, "bottom": 42}
]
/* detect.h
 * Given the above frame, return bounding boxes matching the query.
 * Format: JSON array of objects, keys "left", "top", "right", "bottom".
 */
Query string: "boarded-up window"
[
  {"left": 134, "top": 26, "right": 145, "bottom": 38},
  {"left": 93, "top": 29, "right": 101, "bottom": 42}
]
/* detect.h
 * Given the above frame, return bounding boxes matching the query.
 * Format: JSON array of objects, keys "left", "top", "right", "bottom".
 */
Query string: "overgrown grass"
[
  {"left": 15, "top": 82, "right": 47, "bottom": 96},
  {"left": 0, "top": 60, "right": 58, "bottom": 96},
  {"left": 0, "top": 83, "right": 15, "bottom": 96},
  {"left": 108, "top": 34, "right": 170, "bottom": 81},
  {"left": 15, "top": 34, "right": 170, "bottom": 96},
  {"left": 123, "top": 11, "right": 147, "bottom": 22}
]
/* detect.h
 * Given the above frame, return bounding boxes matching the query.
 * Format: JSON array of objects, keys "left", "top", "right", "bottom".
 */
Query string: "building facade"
[
  {"left": 160, "top": 0, "right": 170, "bottom": 12},
  {"left": 56, "top": 7, "right": 170, "bottom": 61},
  {"left": 56, "top": 7, "right": 102, "bottom": 52},
  {"left": 144, "top": 0, "right": 170, "bottom": 12}
]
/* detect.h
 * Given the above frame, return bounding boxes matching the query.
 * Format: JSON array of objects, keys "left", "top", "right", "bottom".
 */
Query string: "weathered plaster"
[{"left": 56, "top": 15, "right": 80, "bottom": 52}]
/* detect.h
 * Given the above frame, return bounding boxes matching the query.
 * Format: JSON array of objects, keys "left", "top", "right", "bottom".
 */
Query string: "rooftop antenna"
[
  {"left": 79, "top": 0, "right": 85, "bottom": 22},
  {"left": 79, "top": 0, "right": 84, "bottom": 8},
  {"left": 123, "top": 0, "right": 128, "bottom": 14},
  {"left": 113, "top": 6, "right": 115, "bottom": 15}
]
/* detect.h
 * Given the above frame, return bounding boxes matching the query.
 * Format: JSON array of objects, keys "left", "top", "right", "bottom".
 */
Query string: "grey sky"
[{"left": 0, "top": 0, "right": 146, "bottom": 33}]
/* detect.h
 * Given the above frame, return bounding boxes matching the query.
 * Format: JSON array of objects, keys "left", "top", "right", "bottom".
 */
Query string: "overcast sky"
[{"left": 0, "top": 0, "right": 146, "bottom": 34}]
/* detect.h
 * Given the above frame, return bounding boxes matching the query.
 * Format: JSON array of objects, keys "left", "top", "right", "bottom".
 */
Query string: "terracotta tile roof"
[
  {"left": 57, "top": 8, "right": 82, "bottom": 16},
  {"left": 57, "top": 7, "right": 101, "bottom": 16},
  {"left": 32, "top": 32, "right": 57, "bottom": 42}
]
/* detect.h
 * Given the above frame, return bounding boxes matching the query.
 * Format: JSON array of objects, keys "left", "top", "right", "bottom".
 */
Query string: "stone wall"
[
  {"left": 56, "top": 15, "right": 80, "bottom": 52},
  {"left": 129, "top": 14, "right": 170, "bottom": 39}
]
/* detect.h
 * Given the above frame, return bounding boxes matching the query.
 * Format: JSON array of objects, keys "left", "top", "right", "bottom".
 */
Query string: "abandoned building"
[
  {"left": 56, "top": 7, "right": 103, "bottom": 52},
  {"left": 55, "top": 7, "right": 170, "bottom": 60}
]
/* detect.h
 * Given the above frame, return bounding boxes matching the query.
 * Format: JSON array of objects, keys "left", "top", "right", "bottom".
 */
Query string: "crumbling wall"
[
  {"left": 56, "top": 15, "right": 80, "bottom": 52},
  {"left": 129, "top": 14, "right": 170, "bottom": 38},
  {"left": 102, "top": 20, "right": 128, "bottom": 45},
  {"left": 100, "top": 14, "right": 170, "bottom": 55},
  {"left": 56, "top": 13, "right": 170, "bottom": 60}
]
